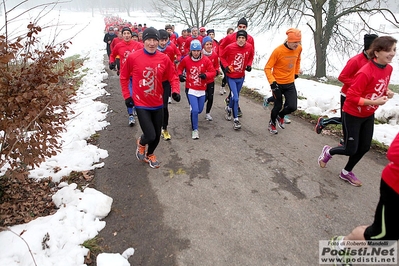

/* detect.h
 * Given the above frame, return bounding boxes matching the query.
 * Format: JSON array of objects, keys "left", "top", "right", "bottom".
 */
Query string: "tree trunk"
[
  {"left": 315, "top": 46, "right": 327, "bottom": 78},
  {"left": 312, "top": 0, "right": 327, "bottom": 78}
]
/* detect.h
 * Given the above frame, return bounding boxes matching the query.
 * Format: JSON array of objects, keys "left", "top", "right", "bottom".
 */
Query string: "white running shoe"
[
  {"left": 220, "top": 86, "right": 225, "bottom": 95},
  {"left": 233, "top": 120, "right": 241, "bottom": 130},
  {"left": 205, "top": 113, "right": 213, "bottom": 121},
  {"left": 192, "top": 130, "right": 199, "bottom": 139},
  {"left": 225, "top": 106, "right": 232, "bottom": 121},
  {"left": 128, "top": 115, "right": 135, "bottom": 127}
]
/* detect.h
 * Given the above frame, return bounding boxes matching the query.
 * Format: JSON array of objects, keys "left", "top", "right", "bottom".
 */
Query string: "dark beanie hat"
[
  {"left": 237, "top": 17, "right": 248, "bottom": 27},
  {"left": 236, "top": 30, "right": 247, "bottom": 40},
  {"left": 207, "top": 29, "right": 215, "bottom": 35},
  {"left": 121, "top": 27, "right": 132, "bottom": 35},
  {"left": 158, "top": 29, "right": 169, "bottom": 40},
  {"left": 143, "top": 27, "right": 160, "bottom": 41},
  {"left": 364, "top": 34, "right": 378, "bottom": 51}
]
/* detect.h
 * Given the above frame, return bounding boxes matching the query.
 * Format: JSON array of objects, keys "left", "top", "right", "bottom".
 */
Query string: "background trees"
[
  {"left": 235, "top": 0, "right": 399, "bottom": 78},
  {"left": 151, "top": 0, "right": 238, "bottom": 28}
]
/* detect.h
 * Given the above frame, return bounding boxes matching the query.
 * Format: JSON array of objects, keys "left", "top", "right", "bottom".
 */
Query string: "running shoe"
[
  {"left": 276, "top": 116, "right": 285, "bottom": 129},
  {"left": 263, "top": 96, "right": 269, "bottom": 109},
  {"left": 136, "top": 137, "right": 146, "bottom": 161},
  {"left": 268, "top": 121, "right": 278, "bottom": 134},
  {"left": 161, "top": 129, "right": 171, "bottom": 140},
  {"left": 225, "top": 106, "right": 232, "bottom": 121},
  {"left": 233, "top": 120, "right": 241, "bottom": 130},
  {"left": 144, "top": 154, "right": 160, "bottom": 168},
  {"left": 205, "top": 113, "right": 213, "bottom": 121},
  {"left": 318, "top": 145, "right": 332, "bottom": 168},
  {"left": 315, "top": 117, "right": 325, "bottom": 134},
  {"left": 339, "top": 171, "right": 362, "bottom": 187},
  {"left": 128, "top": 115, "right": 135, "bottom": 127},
  {"left": 284, "top": 115, "right": 291, "bottom": 124},
  {"left": 237, "top": 107, "right": 243, "bottom": 117},
  {"left": 224, "top": 97, "right": 230, "bottom": 106},
  {"left": 192, "top": 129, "right": 199, "bottom": 139}
]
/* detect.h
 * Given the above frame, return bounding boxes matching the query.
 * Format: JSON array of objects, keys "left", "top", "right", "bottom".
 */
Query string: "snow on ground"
[{"left": 0, "top": 8, "right": 399, "bottom": 266}]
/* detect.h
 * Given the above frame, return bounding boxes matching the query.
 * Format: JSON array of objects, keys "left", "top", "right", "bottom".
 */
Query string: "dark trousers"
[
  {"left": 205, "top": 82, "right": 215, "bottom": 114},
  {"left": 364, "top": 179, "right": 399, "bottom": 240},
  {"left": 136, "top": 108, "right": 163, "bottom": 155},
  {"left": 162, "top": 81, "right": 171, "bottom": 130},
  {"left": 220, "top": 62, "right": 228, "bottom": 88},
  {"left": 270, "top": 82, "right": 297, "bottom": 123},
  {"left": 329, "top": 112, "right": 374, "bottom": 171}
]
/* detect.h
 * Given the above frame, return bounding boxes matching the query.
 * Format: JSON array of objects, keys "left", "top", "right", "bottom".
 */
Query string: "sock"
[
  {"left": 234, "top": 118, "right": 239, "bottom": 122},
  {"left": 342, "top": 169, "right": 349, "bottom": 175}
]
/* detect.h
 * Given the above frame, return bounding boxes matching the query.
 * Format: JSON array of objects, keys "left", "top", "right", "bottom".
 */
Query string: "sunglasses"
[{"left": 238, "top": 26, "right": 247, "bottom": 29}]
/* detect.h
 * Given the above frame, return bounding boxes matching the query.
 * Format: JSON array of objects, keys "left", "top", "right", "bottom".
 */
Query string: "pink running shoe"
[
  {"left": 318, "top": 145, "right": 332, "bottom": 168},
  {"left": 339, "top": 171, "right": 362, "bottom": 187}
]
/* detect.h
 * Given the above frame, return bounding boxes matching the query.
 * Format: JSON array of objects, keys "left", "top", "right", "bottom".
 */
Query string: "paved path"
[{"left": 95, "top": 69, "right": 388, "bottom": 266}]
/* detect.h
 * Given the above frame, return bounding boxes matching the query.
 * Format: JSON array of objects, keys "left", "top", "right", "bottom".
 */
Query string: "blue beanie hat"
[
  {"left": 202, "top": 36, "right": 212, "bottom": 47},
  {"left": 190, "top": 39, "right": 202, "bottom": 51}
]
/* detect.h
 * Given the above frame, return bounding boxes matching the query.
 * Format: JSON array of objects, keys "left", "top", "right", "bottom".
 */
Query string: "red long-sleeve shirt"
[
  {"left": 203, "top": 51, "right": 219, "bottom": 82},
  {"left": 119, "top": 49, "right": 179, "bottom": 108},
  {"left": 219, "top": 32, "right": 255, "bottom": 67},
  {"left": 382, "top": 132, "right": 399, "bottom": 194},
  {"left": 338, "top": 51, "right": 370, "bottom": 96},
  {"left": 178, "top": 55, "right": 216, "bottom": 91},
  {"left": 176, "top": 36, "right": 189, "bottom": 57},
  {"left": 220, "top": 42, "right": 254, "bottom": 79},
  {"left": 158, "top": 42, "right": 181, "bottom": 65},
  {"left": 110, "top": 37, "right": 123, "bottom": 51},
  {"left": 343, "top": 60, "right": 392, "bottom": 118},
  {"left": 212, "top": 40, "right": 220, "bottom": 56},
  {"left": 109, "top": 40, "right": 144, "bottom": 69},
  {"left": 184, "top": 36, "right": 203, "bottom": 55}
]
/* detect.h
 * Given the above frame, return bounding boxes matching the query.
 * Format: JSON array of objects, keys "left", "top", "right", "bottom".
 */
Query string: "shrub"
[{"left": 0, "top": 23, "right": 81, "bottom": 179}]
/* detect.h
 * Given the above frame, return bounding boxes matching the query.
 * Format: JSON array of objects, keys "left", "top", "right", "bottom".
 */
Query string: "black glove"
[
  {"left": 295, "top": 74, "right": 299, "bottom": 79},
  {"left": 245, "top": 66, "right": 252, "bottom": 72},
  {"left": 226, "top": 66, "right": 233, "bottom": 74},
  {"left": 270, "top": 81, "right": 279, "bottom": 91},
  {"left": 125, "top": 97, "right": 134, "bottom": 108},
  {"left": 179, "top": 74, "right": 186, "bottom": 82},
  {"left": 199, "top": 73, "right": 206, "bottom": 80},
  {"left": 172, "top": 92, "right": 181, "bottom": 102},
  {"left": 109, "top": 62, "right": 116, "bottom": 70}
]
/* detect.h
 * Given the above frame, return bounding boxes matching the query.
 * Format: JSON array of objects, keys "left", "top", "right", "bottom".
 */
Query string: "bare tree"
[
  {"left": 151, "top": 0, "right": 242, "bottom": 28},
  {"left": 115, "top": 0, "right": 133, "bottom": 17},
  {"left": 236, "top": 0, "right": 399, "bottom": 78}
]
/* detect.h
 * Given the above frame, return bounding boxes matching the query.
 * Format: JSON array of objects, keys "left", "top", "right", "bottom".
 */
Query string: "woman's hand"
[
  {"left": 374, "top": 96, "right": 389, "bottom": 105},
  {"left": 387, "top": 90, "right": 394, "bottom": 99}
]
